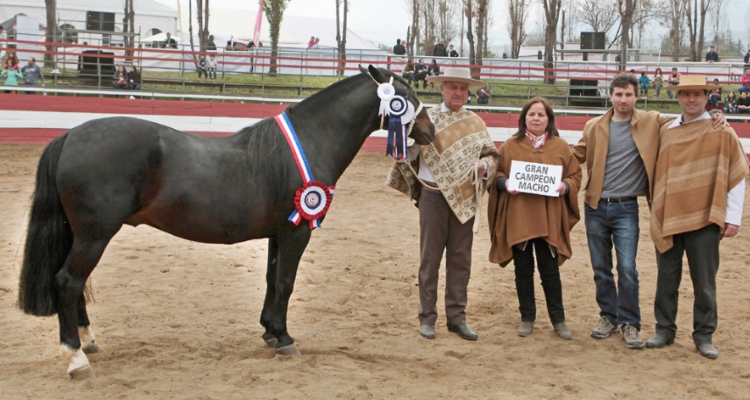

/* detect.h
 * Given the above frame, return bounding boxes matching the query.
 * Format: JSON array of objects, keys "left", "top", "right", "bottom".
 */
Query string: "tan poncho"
[
  {"left": 385, "top": 107, "right": 500, "bottom": 223},
  {"left": 487, "top": 136, "right": 582, "bottom": 267},
  {"left": 650, "top": 119, "right": 749, "bottom": 253}
]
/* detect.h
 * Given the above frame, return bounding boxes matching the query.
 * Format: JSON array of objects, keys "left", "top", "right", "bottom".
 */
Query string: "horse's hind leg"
[
  {"left": 77, "top": 297, "right": 100, "bottom": 354},
  {"left": 260, "top": 237, "right": 279, "bottom": 347},
  {"left": 56, "top": 237, "right": 111, "bottom": 380},
  {"left": 269, "top": 228, "right": 311, "bottom": 355}
]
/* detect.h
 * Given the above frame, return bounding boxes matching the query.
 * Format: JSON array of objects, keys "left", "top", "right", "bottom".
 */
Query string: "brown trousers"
[{"left": 418, "top": 188, "right": 474, "bottom": 325}]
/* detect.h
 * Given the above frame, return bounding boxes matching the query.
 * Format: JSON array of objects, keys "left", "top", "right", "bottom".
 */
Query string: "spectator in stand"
[
  {"left": 723, "top": 91, "right": 737, "bottom": 114},
  {"left": 707, "top": 78, "right": 722, "bottom": 109},
  {"left": 312, "top": 38, "right": 320, "bottom": 49},
  {"left": 113, "top": 65, "right": 129, "bottom": 90},
  {"left": 414, "top": 58, "right": 429, "bottom": 89},
  {"left": 666, "top": 67, "right": 681, "bottom": 99},
  {"left": 448, "top": 44, "right": 459, "bottom": 57},
  {"left": 433, "top": 39, "right": 448, "bottom": 57},
  {"left": 206, "top": 53, "right": 218, "bottom": 80},
  {"left": 402, "top": 58, "right": 415, "bottom": 86},
  {"left": 226, "top": 36, "right": 237, "bottom": 51},
  {"left": 736, "top": 91, "right": 750, "bottom": 114},
  {"left": 197, "top": 53, "right": 207, "bottom": 78},
  {"left": 308, "top": 36, "right": 315, "bottom": 48},
  {"left": 705, "top": 45, "right": 719, "bottom": 63},
  {"left": 638, "top": 71, "right": 650, "bottom": 98},
  {"left": 652, "top": 67, "right": 664, "bottom": 98},
  {"left": 207, "top": 35, "right": 217, "bottom": 51},
  {"left": 161, "top": 32, "right": 177, "bottom": 49},
  {"left": 3, "top": 51, "right": 20, "bottom": 70},
  {"left": 744, "top": 49, "right": 750, "bottom": 72},
  {"left": 21, "top": 57, "right": 44, "bottom": 94},
  {"left": 426, "top": 59, "right": 440, "bottom": 90},
  {"left": 393, "top": 38, "right": 406, "bottom": 55},
  {"left": 476, "top": 86, "right": 491, "bottom": 105},
  {"left": 738, "top": 69, "right": 750, "bottom": 94},
  {"left": 128, "top": 65, "right": 141, "bottom": 90},
  {"left": 1, "top": 58, "right": 23, "bottom": 93}
]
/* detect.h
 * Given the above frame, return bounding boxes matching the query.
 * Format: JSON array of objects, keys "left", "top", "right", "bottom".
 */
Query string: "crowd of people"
[{"left": 386, "top": 66, "right": 747, "bottom": 361}]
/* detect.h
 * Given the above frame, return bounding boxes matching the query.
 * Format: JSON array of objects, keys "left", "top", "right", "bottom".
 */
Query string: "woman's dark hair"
[
  {"left": 655, "top": 67, "right": 662, "bottom": 75},
  {"left": 513, "top": 96, "right": 559, "bottom": 142},
  {"left": 727, "top": 91, "right": 736, "bottom": 99}
]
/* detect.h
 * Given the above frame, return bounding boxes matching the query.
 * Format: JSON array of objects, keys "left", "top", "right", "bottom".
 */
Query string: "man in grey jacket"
[{"left": 21, "top": 57, "right": 45, "bottom": 94}]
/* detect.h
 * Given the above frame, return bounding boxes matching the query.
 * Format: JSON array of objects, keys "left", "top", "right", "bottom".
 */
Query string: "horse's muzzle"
[{"left": 411, "top": 109, "right": 436, "bottom": 145}]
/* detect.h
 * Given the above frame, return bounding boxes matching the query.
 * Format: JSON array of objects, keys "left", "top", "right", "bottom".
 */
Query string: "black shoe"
[
  {"left": 447, "top": 323, "right": 478, "bottom": 341},
  {"left": 420, "top": 324, "right": 436, "bottom": 339}
]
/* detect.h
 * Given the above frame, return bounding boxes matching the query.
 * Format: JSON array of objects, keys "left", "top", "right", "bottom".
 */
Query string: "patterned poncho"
[
  {"left": 385, "top": 106, "right": 500, "bottom": 223},
  {"left": 650, "top": 119, "right": 749, "bottom": 253}
]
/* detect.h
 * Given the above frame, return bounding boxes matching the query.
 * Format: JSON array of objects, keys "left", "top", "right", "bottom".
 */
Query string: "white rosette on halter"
[{"left": 377, "top": 83, "right": 396, "bottom": 117}]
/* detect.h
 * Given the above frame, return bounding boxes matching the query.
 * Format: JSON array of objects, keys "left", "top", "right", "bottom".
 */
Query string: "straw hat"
[
  {"left": 426, "top": 68, "right": 486, "bottom": 87},
  {"left": 666, "top": 75, "right": 716, "bottom": 92}
]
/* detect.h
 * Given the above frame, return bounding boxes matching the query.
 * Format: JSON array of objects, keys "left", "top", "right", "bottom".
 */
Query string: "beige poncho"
[
  {"left": 650, "top": 119, "right": 749, "bottom": 253},
  {"left": 385, "top": 106, "right": 500, "bottom": 223}
]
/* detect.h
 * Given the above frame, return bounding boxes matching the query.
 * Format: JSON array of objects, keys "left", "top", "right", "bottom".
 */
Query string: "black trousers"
[
  {"left": 512, "top": 238, "right": 565, "bottom": 324},
  {"left": 654, "top": 224, "right": 721, "bottom": 344}
]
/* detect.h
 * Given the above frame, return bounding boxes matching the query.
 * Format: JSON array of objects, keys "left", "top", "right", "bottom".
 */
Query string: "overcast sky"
[{"left": 153, "top": 0, "right": 750, "bottom": 54}]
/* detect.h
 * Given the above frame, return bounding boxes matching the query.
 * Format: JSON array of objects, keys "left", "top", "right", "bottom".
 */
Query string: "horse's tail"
[{"left": 18, "top": 133, "right": 73, "bottom": 316}]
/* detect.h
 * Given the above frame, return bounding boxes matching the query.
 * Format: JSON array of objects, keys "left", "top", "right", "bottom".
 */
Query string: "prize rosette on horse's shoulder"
[{"left": 294, "top": 181, "right": 333, "bottom": 221}]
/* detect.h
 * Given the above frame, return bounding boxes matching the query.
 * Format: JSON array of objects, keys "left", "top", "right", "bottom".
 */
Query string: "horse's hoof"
[
  {"left": 82, "top": 343, "right": 100, "bottom": 354},
  {"left": 69, "top": 365, "right": 95, "bottom": 380},
  {"left": 264, "top": 337, "right": 278, "bottom": 347},
  {"left": 276, "top": 344, "right": 301, "bottom": 356}
]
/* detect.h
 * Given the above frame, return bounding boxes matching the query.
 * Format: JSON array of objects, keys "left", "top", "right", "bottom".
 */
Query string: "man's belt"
[{"left": 599, "top": 196, "right": 637, "bottom": 203}]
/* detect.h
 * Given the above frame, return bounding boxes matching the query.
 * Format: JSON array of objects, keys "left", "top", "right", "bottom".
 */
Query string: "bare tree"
[
  {"left": 685, "top": 0, "right": 713, "bottom": 61},
  {"left": 661, "top": 0, "right": 688, "bottom": 60},
  {"left": 335, "top": 0, "right": 348, "bottom": 77},
  {"left": 437, "top": 0, "right": 460, "bottom": 46},
  {"left": 507, "top": 0, "right": 530, "bottom": 59},
  {"left": 579, "top": 0, "right": 618, "bottom": 35},
  {"left": 475, "top": 0, "right": 488, "bottom": 66},
  {"left": 44, "top": 0, "right": 56, "bottom": 65},
  {"left": 263, "top": 0, "right": 291, "bottom": 75},
  {"left": 464, "top": 0, "right": 476, "bottom": 68},
  {"left": 195, "top": 0, "right": 210, "bottom": 52},
  {"left": 630, "top": 0, "right": 655, "bottom": 49},
  {"left": 616, "top": 0, "right": 636, "bottom": 69},
  {"left": 708, "top": 0, "right": 727, "bottom": 46},
  {"left": 541, "top": 0, "right": 562, "bottom": 84},
  {"left": 122, "top": 0, "right": 135, "bottom": 59},
  {"left": 406, "top": 0, "right": 420, "bottom": 56}
]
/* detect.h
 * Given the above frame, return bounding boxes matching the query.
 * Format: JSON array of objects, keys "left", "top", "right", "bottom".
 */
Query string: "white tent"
[{"left": 0, "top": 0, "right": 178, "bottom": 38}]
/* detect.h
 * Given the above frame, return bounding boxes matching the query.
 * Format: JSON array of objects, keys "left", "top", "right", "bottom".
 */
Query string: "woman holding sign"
[{"left": 487, "top": 97, "right": 582, "bottom": 340}]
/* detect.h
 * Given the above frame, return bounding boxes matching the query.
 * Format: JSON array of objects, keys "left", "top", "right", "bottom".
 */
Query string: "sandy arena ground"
[{"left": 1, "top": 145, "right": 749, "bottom": 399}]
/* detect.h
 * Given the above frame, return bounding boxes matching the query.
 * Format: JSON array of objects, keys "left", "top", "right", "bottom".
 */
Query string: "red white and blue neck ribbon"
[{"left": 275, "top": 112, "right": 335, "bottom": 230}]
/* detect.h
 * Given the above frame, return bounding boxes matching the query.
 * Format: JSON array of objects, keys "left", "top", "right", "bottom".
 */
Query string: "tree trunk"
[
  {"left": 263, "top": 0, "right": 290, "bottom": 76},
  {"left": 619, "top": 0, "right": 635, "bottom": 70},
  {"left": 335, "top": 0, "right": 348, "bottom": 77},
  {"left": 465, "top": 0, "right": 475, "bottom": 70},
  {"left": 541, "top": 0, "right": 561, "bottom": 84},
  {"left": 44, "top": 0, "right": 56, "bottom": 65},
  {"left": 123, "top": 0, "right": 135, "bottom": 59}
]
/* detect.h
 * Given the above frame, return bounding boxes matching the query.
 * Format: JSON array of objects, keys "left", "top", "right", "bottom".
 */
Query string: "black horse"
[{"left": 18, "top": 65, "right": 435, "bottom": 380}]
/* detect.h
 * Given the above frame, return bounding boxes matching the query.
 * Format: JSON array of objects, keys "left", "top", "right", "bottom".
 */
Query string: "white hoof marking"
[
  {"left": 78, "top": 326, "right": 100, "bottom": 354},
  {"left": 60, "top": 344, "right": 92, "bottom": 378}
]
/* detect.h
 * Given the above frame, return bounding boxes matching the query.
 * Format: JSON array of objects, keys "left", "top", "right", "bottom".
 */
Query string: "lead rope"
[{"left": 403, "top": 160, "right": 485, "bottom": 233}]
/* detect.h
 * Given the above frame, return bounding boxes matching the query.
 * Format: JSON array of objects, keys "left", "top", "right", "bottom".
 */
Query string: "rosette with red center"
[{"left": 294, "top": 181, "right": 333, "bottom": 222}]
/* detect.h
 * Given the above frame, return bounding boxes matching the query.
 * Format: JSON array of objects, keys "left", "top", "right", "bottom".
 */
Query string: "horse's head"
[{"left": 360, "top": 65, "right": 436, "bottom": 146}]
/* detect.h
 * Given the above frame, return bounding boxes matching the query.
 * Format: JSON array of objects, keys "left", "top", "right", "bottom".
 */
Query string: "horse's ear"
[
  {"left": 358, "top": 64, "right": 369, "bottom": 76},
  {"left": 368, "top": 65, "right": 387, "bottom": 84}
]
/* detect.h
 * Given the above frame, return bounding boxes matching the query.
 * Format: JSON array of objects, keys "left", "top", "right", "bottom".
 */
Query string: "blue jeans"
[{"left": 584, "top": 198, "right": 641, "bottom": 329}]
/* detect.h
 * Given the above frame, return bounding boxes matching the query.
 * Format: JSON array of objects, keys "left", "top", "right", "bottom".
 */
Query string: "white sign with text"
[{"left": 507, "top": 160, "right": 563, "bottom": 197}]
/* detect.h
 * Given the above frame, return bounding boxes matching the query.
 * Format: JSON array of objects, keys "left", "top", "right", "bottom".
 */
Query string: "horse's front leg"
[
  {"left": 77, "top": 296, "right": 100, "bottom": 354},
  {"left": 260, "top": 237, "right": 279, "bottom": 347},
  {"left": 270, "top": 228, "right": 311, "bottom": 355}
]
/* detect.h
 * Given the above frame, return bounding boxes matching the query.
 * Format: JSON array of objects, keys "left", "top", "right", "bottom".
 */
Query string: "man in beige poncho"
[
  {"left": 647, "top": 75, "right": 749, "bottom": 359},
  {"left": 386, "top": 68, "right": 499, "bottom": 341}
]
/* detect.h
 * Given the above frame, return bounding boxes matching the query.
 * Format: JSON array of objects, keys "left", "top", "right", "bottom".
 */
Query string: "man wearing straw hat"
[
  {"left": 386, "top": 68, "right": 499, "bottom": 341},
  {"left": 647, "top": 75, "right": 748, "bottom": 359}
]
